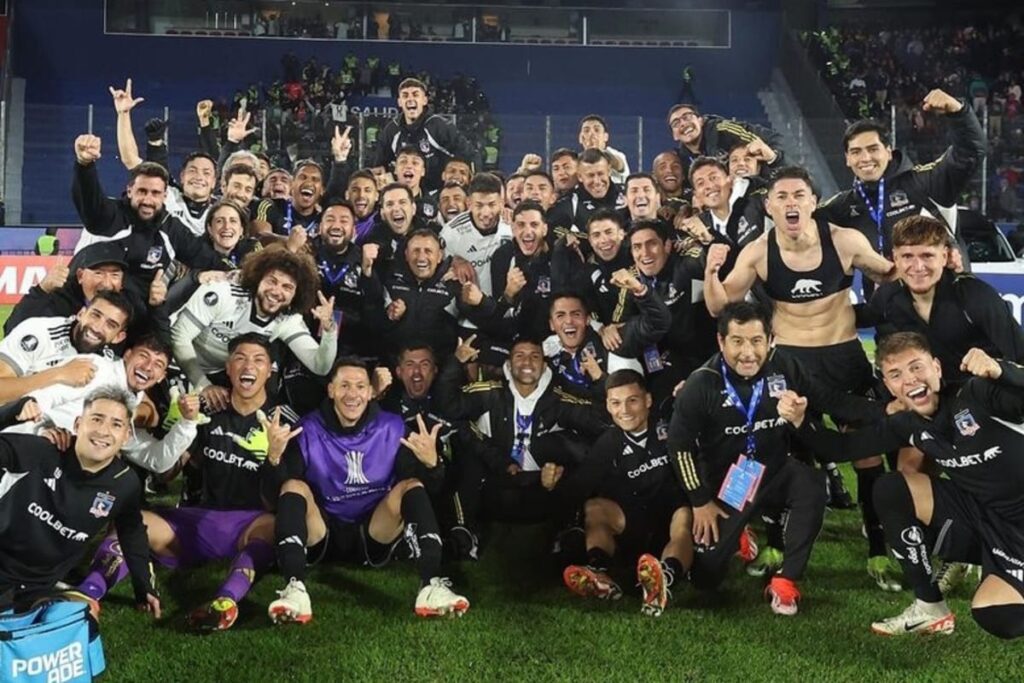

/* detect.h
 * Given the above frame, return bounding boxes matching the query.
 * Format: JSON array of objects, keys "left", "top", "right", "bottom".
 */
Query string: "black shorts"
[
  {"left": 613, "top": 487, "right": 690, "bottom": 558},
  {"left": 929, "top": 478, "right": 1024, "bottom": 598},
  {"left": 308, "top": 512, "right": 404, "bottom": 568},
  {"left": 775, "top": 339, "right": 877, "bottom": 428}
]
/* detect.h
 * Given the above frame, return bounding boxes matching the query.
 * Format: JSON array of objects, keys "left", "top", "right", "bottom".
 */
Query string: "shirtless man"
[{"left": 703, "top": 165, "right": 901, "bottom": 591}]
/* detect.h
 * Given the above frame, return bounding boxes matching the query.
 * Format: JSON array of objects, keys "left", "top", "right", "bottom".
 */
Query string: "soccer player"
[
  {"left": 669, "top": 302, "right": 883, "bottom": 615},
  {"left": 0, "top": 387, "right": 159, "bottom": 615},
  {"left": 440, "top": 173, "right": 513, "bottom": 298},
  {"left": 345, "top": 170, "right": 380, "bottom": 243},
  {"left": 578, "top": 115, "right": 631, "bottom": 185},
  {"left": 554, "top": 370, "right": 691, "bottom": 616},
  {"left": 394, "top": 145, "right": 439, "bottom": 223},
  {"left": 266, "top": 358, "right": 470, "bottom": 622},
  {"left": 668, "top": 103, "right": 783, "bottom": 182},
  {"left": 547, "top": 149, "right": 626, "bottom": 237},
  {"left": 170, "top": 246, "right": 337, "bottom": 412},
  {"left": 252, "top": 160, "right": 327, "bottom": 237},
  {"left": 703, "top": 166, "right": 902, "bottom": 589},
  {"left": 550, "top": 148, "right": 579, "bottom": 197},
  {"left": 780, "top": 333, "right": 1024, "bottom": 638},
  {"left": 78, "top": 334, "right": 297, "bottom": 631}
]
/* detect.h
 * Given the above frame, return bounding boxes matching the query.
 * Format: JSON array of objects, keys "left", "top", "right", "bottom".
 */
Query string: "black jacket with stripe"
[
  {"left": 369, "top": 113, "right": 482, "bottom": 192},
  {"left": 675, "top": 115, "right": 784, "bottom": 183}
]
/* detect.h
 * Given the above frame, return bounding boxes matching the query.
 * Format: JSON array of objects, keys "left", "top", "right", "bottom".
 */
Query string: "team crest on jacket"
[
  {"left": 20, "top": 335, "right": 38, "bottom": 352},
  {"left": 89, "top": 491, "right": 116, "bottom": 519},
  {"left": 954, "top": 409, "right": 980, "bottom": 437},
  {"left": 766, "top": 374, "right": 787, "bottom": 398},
  {"left": 419, "top": 139, "right": 431, "bottom": 154},
  {"left": 890, "top": 190, "right": 909, "bottom": 209},
  {"left": 146, "top": 246, "right": 164, "bottom": 264}
]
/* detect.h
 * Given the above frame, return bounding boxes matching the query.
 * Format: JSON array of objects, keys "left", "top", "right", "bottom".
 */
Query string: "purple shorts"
[{"left": 154, "top": 507, "right": 266, "bottom": 566}]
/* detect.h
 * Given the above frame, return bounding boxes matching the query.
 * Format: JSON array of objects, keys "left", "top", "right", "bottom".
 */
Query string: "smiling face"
[
  {"left": 442, "top": 160, "right": 472, "bottom": 187},
  {"left": 319, "top": 204, "right": 356, "bottom": 252},
  {"left": 691, "top": 164, "right": 732, "bottom": 212},
  {"left": 845, "top": 131, "right": 893, "bottom": 183},
  {"left": 587, "top": 218, "right": 624, "bottom": 263},
  {"left": 439, "top": 185, "right": 467, "bottom": 221},
  {"left": 630, "top": 227, "right": 669, "bottom": 278},
  {"left": 765, "top": 177, "right": 817, "bottom": 240},
  {"left": 578, "top": 158, "right": 611, "bottom": 199},
  {"left": 180, "top": 156, "right": 216, "bottom": 202},
  {"left": 346, "top": 177, "right": 378, "bottom": 219},
  {"left": 264, "top": 170, "right": 292, "bottom": 199},
  {"left": 470, "top": 191, "right": 502, "bottom": 232},
  {"left": 207, "top": 205, "right": 245, "bottom": 254},
  {"left": 405, "top": 234, "right": 443, "bottom": 281},
  {"left": 512, "top": 208, "right": 547, "bottom": 256},
  {"left": 625, "top": 177, "right": 661, "bottom": 220},
  {"left": 396, "top": 152, "right": 426, "bottom": 191},
  {"left": 728, "top": 146, "right": 760, "bottom": 178},
  {"left": 123, "top": 345, "right": 169, "bottom": 392},
  {"left": 227, "top": 342, "right": 272, "bottom": 400},
  {"left": 128, "top": 175, "right": 167, "bottom": 222},
  {"left": 718, "top": 318, "right": 770, "bottom": 379},
  {"left": 893, "top": 243, "right": 948, "bottom": 294},
  {"left": 669, "top": 107, "right": 702, "bottom": 146},
  {"left": 398, "top": 86, "right": 428, "bottom": 123},
  {"left": 551, "top": 156, "right": 578, "bottom": 193},
  {"left": 254, "top": 269, "right": 297, "bottom": 317},
  {"left": 652, "top": 152, "right": 684, "bottom": 195},
  {"left": 396, "top": 348, "right": 437, "bottom": 400},
  {"left": 76, "top": 264, "right": 124, "bottom": 301},
  {"left": 381, "top": 187, "right": 414, "bottom": 235},
  {"left": 549, "top": 296, "right": 589, "bottom": 353},
  {"left": 290, "top": 164, "right": 324, "bottom": 211},
  {"left": 328, "top": 365, "right": 373, "bottom": 426},
  {"left": 74, "top": 399, "right": 131, "bottom": 469},
  {"left": 505, "top": 176, "right": 525, "bottom": 209},
  {"left": 509, "top": 342, "right": 545, "bottom": 389},
  {"left": 524, "top": 174, "right": 556, "bottom": 210},
  {"left": 74, "top": 299, "right": 128, "bottom": 353},
  {"left": 222, "top": 172, "right": 257, "bottom": 206},
  {"left": 880, "top": 348, "right": 942, "bottom": 417},
  {"left": 606, "top": 382, "right": 651, "bottom": 433}
]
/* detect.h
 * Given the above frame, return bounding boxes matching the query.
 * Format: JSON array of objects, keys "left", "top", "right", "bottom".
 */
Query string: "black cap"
[{"left": 77, "top": 242, "right": 129, "bottom": 270}]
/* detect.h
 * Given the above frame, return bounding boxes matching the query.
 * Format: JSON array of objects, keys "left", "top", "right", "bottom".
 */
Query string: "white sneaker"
[
  {"left": 414, "top": 577, "right": 470, "bottom": 618},
  {"left": 936, "top": 561, "right": 983, "bottom": 596},
  {"left": 871, "top": 599, "right": 955, "bottom": 636},
  {"left": 268, "top": 578, "right": 312, "bottom": 625}
]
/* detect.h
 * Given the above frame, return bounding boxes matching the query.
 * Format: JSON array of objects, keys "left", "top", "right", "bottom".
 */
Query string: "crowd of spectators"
[{"left": 804, "top": 22, "right": 1024, "bottom": 223}]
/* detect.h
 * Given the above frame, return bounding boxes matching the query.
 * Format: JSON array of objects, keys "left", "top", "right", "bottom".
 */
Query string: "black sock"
[
  {"left": 857, "top": 465, "right": 887, "bottom": 557},
  {"left": 585, "top": 547, "right": 613, "bottom": 573},
  {"left": 400, "top": 485, "right": 444, "bottom": 585},
  {"left": 275, "top": 492, "right": 309, "bottom": 583},
  {"left": 762, "top": 511, "right": 786, "bottom": 551},
  {"left": 873, "top": 473, "right": 942, "bottom": 602},
  {"left": 661, "top": 556, "right": 685, "bottom": 587}
]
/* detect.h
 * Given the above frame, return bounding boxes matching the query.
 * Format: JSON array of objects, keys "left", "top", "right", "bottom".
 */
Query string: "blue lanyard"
[
  {"left": 320, "top": 261, "right": 351, "bottom": 287},
  {"left": 284, "top": 201, "right": 319, "bottom": 236},
  {"left": 719, "top": 359, "right": 764, "bottom": 459},
  {"left": 511, "top": 411, "right": 533, "bottom": 465},
  {"left": 853, "top": 177, "right": 886, "bottom": 251}
]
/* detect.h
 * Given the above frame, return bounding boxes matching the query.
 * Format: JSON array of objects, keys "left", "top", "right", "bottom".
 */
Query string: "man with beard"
[
  {"left": 171, "top": 247, "right": 337, "bottom": 412},
  {"left": 71, "top": 136, "right": 226, "bottom": 291},
  {"left": 579, "top": 115, "right": 631, "bottom": 185},
  {"left": 220, "top": 164, "right": 260, "bottom": 211},
  {"left": 523, "top": 170, "right": 557, "bottom": 211},
  {"left": 436, "top": 336, "right": 609, "bottom": 549},
  {"left": 780, "top": 334, "right": 1024, "bottom": 638},
  {"left": 110, "top": 80, "right": 218, "bottom": 237},
  {"left": 440, "top": 158, "right": 473, "bottom": 189},
  {"left": 437, "top": 181, "right": 468, "bottom": 229},
  {"left": 78, "top": 335, "right": 298, "bottom": 632},
  {"left": 816, "top": 89, "right": 984, "bottom": 273},
  {"left": 337, "top": 170, "right": 379, "bottom": 244},
  {"left": 370, "top": 78, "right": 480, "bottom": 192},
  {"left": 547, "top": 149, "right": 626, "bottom": 241},
  {"left": 383, "top": 229, "right": 463, "bottom": 358},
  {"left": 252, "top": 160, "right": 328, "bottom": 238},
  {"left": 0, "top": 291, "right": 132, "bottom": 404},
  {"left": 704, "top": 166, "right": 903, "bottom": 591},
  {"left": 668, "top": 103, "right": 783, "bottom": 182},
  {"left": 551, "top": 208, "right": 634, "bottom": 325},
  {"left": 550, "top": 148, "right": 579, "bottom": 197},
  {"left": 367, "top": 183, "right": 426, "bottom": 279},
  {"left": 0, "top": 387, "right": 160, "bottom": 615},
  {"left": 394, "top": 146, "right": 439, "bottom": 224}
]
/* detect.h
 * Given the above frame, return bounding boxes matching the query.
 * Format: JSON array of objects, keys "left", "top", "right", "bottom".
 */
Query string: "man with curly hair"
[{"left": 171, "top": 245, "right": 338, "bottom": 411}]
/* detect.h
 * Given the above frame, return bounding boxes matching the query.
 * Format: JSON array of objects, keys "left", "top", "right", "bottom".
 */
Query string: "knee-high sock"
[
  {"left": 857, "top": 465, "right": 887, "bottom": 557},
  {"left": 216, "top": 539, "right": 274, "bottom": 602},
  {"left": 873, "top": 473, "right": 942, "bottom": 602},
  {"left": 78, "top": 536, "right": 129, "bottom": 601},
  {"left": 400, "top": 486, "right": 444, "bottom": 585},
  {"left": 762, "top": 511, "right": 786, "bottom": 551},
  {"left": 275, "top": 492, "right": 309, "bottom": 583}
]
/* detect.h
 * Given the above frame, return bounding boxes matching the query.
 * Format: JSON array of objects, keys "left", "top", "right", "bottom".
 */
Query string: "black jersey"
[
  {"left": 312, "top": 238, "right": 386, "bottom": 358},
  {"left": 668, "top": 351, "right": 884, "bottom": 507},
  {"left": 0, "top": 435, "right": 155, "bottom": 600},
  {"left": 255, "top": 198, "right": 323, "bottom": 236},
  {"left": 187, "top": 400, "right": 300, "bottom": 510},
  {"left": 795, "top": 360, "right": 1024, "bottom": 521},
  {"left": 764, "top": 219, "right": 852, "bottom": 304}
]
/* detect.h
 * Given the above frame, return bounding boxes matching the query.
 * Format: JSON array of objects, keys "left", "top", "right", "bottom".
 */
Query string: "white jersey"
[
  {"left": 605, "top": 145, "right": 632, "bottom": 186},
  {"left": 170, "top": 280, "right": 337, "bottom": 387},
  {"left": 164, "top": 186, "right": 211, "bottom": 237},
  {"left": 0, "top": 316, "right": 79, "bottom": 376},
  {"left": 439, "top": 212, "right": 512, "bottom": 297}
]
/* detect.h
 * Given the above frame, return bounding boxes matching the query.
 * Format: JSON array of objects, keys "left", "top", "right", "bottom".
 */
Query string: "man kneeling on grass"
[
  {"left": 266, "top": 358, "right": 469, "bottom": 623},
  {"left": 546, "top": 369, "right": 692, "bottom": 617}
]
